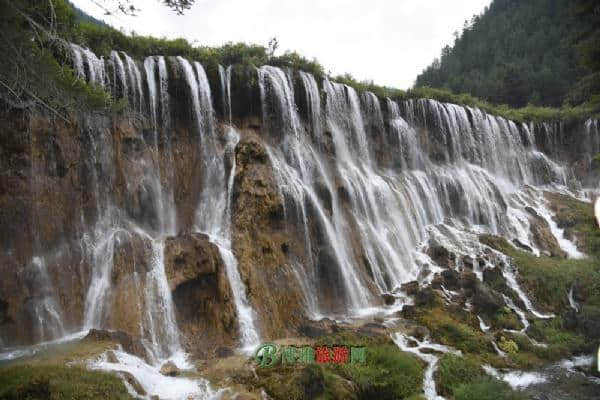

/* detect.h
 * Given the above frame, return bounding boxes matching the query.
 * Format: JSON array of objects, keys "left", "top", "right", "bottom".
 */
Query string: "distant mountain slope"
[
  {"left": 414, "top": 0, "right": 598, "bottom": 108},
  {"left": 67, "top": 0, "right": 108, "bottom": 27}
]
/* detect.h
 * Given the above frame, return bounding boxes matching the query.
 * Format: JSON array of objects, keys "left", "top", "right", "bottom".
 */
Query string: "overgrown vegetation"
[
  {"left": 0, "top": 0, "right": 123, "bottom": 120},
  {"left": 397, "top": 87, "right": 599, "bottom": 123},
  {"left": 247, "top": 332, "right": 425, "bottom": 400},
  {"left": 436, "top": 354, "right": 485, "bottom": 397},
  {"left": 452, "top": 377, "right": 526, "bottom": 400},
  {"left": 0, "top": 365, "right": 132, "bottom": 400}
]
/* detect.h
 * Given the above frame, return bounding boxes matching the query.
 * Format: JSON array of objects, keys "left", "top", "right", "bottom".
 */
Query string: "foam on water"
[
  {"left": 89, "top": 350, "right": 225, "bottom": 400},
  {"left": 483, "top": 365, "right": 547, "bottom": 390}
]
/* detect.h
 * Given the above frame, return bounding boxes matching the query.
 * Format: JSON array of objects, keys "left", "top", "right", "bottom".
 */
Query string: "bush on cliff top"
[
  {"left": 453, "top": 376, "right": 526, "bottom": 400},
  {"left": 9, "top": 0, "right": 598, "bottom": 123}
]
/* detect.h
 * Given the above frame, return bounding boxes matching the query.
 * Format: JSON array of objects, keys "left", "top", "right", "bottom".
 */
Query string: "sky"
[{"left": 72, "top": 0, "right": 491, "bottom": 89}]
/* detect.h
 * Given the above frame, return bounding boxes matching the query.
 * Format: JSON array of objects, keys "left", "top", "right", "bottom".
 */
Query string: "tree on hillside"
[{"left": 415, "top": 0, "right": 597, "bottom": 108}]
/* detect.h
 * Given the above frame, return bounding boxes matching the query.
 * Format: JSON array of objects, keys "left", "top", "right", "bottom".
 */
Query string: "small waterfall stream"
[{"left": 180, "top": 58, "right": 261, "bottom": 351}]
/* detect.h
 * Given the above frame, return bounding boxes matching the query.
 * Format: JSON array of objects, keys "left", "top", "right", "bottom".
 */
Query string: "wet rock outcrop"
[
  {"left": 525, "top": 206, "right": 566, "bottom": 258},
  {"left": 231, "top": 133, "right": 307, "bottom": 339},
  {"left": 164, "top": 232, "right": 238, "bottom": 356}
]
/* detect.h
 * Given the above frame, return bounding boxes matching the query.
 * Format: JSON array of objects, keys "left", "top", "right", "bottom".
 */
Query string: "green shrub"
[
  {"left": 0, "top": 365, "right": 132, "bottom": 400},
  {"left": 436, "top": 354, "right": 484, "bottom": 396},
  {"left": 453, "top": 376, "right": 526, "bottom": 400},
  {"left": 498, "top": 337, "right": 519, "bottom": 355},
  {"left": 335, "top": 344, "right": 424, "bottom": 400}
]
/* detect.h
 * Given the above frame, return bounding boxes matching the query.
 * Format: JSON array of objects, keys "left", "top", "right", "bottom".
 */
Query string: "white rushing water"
[
  {"left": 483, "top": 365, "right": 547, "bottom": 390},
  {"left": 89, "top": 350, "right": 225, "bottom": 400},
  {"left": 393, "top": 333, "right": 461, "bottom": 400},
  {"left": 181, "top": 58, "right": 260, "bottom": 352}
]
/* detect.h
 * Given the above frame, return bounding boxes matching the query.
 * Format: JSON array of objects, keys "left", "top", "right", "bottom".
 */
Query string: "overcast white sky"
[{"left": 72, "top": 0, "right": 491, "bottom": 89}]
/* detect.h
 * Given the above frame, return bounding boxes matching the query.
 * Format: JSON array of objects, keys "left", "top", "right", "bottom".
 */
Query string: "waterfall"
[
  {"left": 138, "top": 230, "right": 183, "bottom": 359},
  {"left": 123, "top": 52, "right": 145, "bottom": 112},
  {"left": 219, "top": 65, "right": 233, "bottom": 123},
  {"left": 29, "top": 256, "right": 65, "bottom": 342},
  {"left": 298, "top": 71, "right": 322, "bottom": 144},
  {"left": 324, "top": 81, "right": 424, "bottom": 294},
  {"left": 70, "top": 44, "right": 105, "bottom": 86},
  {"left": 144, "top": 56, "right": 176, "bottom": 236},
  {"left": 259, "top": 67, "right": 375, "bottom": 314},
  {"left": 110, "top": 50, "right": 128, "bottom": 100},
  {"left": 179, "top": 58, "right": 261, "bottom": 351},
  {"left": 11, "top": 45, "right": 596, "bottom": 374}
]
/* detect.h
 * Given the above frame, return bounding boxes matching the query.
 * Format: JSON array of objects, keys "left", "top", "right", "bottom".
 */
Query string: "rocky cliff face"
[{"left": 0, "top": 48, "right": 598, "bottom": 363}]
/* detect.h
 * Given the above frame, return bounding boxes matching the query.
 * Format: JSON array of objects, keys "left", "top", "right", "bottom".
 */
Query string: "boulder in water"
[
  {"left": 164, "top": 232, "right": 239, "bottom": 357},
  {"left": 381, "top": 293, "right": 396, "bottom": 305},
  {"left": 164, "top": 232, "right": 223, "bottom": 291},
  {"left": 427, "top": 243, "right": 457, "bottom": 269},
  {"left": 119, "top": 371, "right": 146, "bottom": 396},
  {"left": 298, "top": 318, "right": 337, "bottom": 338},
  {"left": 525, "top": 206, "right": 567, "bottom": 258},
  {"left": 414, "top": 287, "right": 436, "bottom": 307},
  {"left": 106, "top": 350, "right": 119, "bottom": 363},
  {"left": 472, "top": 282, "right": 504, "bottom": 315},
  {"left": 512, "top": 238, "right": 533, "bottom": 253},
  {"left": 85, "top": 329, "right": 149, "bottom": 361},
  {"left": 400, "top": 281, "right": 420, "bottom": 296},
  {"left": 357, "top": 322, "right": 386, "bottom": 336},
  {"left": 441, "top": 269, "right": 460, "bottom": 290},
  {"left": 159, "top": 361, "right": 180, "bottom": 377}
]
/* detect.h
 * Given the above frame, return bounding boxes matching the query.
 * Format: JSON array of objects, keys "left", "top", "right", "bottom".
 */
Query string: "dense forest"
[{"left": 415, "top": 0, "right": 600, "bottom": 109}]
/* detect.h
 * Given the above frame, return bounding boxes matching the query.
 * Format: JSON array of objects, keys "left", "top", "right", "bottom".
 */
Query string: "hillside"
[
  {"left": 67, "top": 0, "right": 109, "bottom": 27},
  {"left": 415, "top": 0, "right": 600, "bottom": 109}
]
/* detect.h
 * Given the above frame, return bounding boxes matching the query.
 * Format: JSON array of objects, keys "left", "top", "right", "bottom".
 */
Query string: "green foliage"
[
  {"left": 398, "top": 87, "right": 599, "bottom": 123},
  {"left": 498, "top": 336, "right": 519, "bottom": 354},
  {"left": 69, "top": 21, "right": 325, "bottom": 81},
  {"left": 480, "top": 193, "right": 600, "bottom": 360},
  {"left": 252, "top": 337, "right": 423, "bottom": 400},
  {"left": 0, "top": 0, "right": 120, "bottom": 117},
  {"left": 6, "top": 0, "right": 599, "bottom": 124},
  {"left": 453, "top": 376, "right": 526, "bottom": 400},
  {"left": 415, "top": 0, "right": 597, "bottom": 109},
  {"left": 0, "top": 365, "right": 132, "bottom": 400},
  {"left": 418, "top": 307, "right": 488, "bottom": 354},
  {"left": 436, "top": 354, "right": 484, "bottom": 397},
  {"left": 526, "top": 318, "right": 586, "bottom": 359},
  {"left": 334, "top": 344, "right": 424, "bottom": 400},
  {"left": 491, "top": 307, "right": 522, "bottom": 331},
  {"left": 333, "top": 73, "right": 406, "bottom": 99},
  {"left": 66, "top": 0, "right": 108, "bottom": 27}
]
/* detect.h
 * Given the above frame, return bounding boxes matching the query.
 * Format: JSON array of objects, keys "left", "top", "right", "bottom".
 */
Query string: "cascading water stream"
[
  {"left": 123, "top": 52, "right": 144, "bottom": 112},
  {"left": 259, "top": 67, "right": 377, "bottom": 314},
  {"left": 180, "top": 57, "right": 261, "bottom": 352},
  {"left": 393, "top": 333, "right": 461, "bottom": 400}
]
